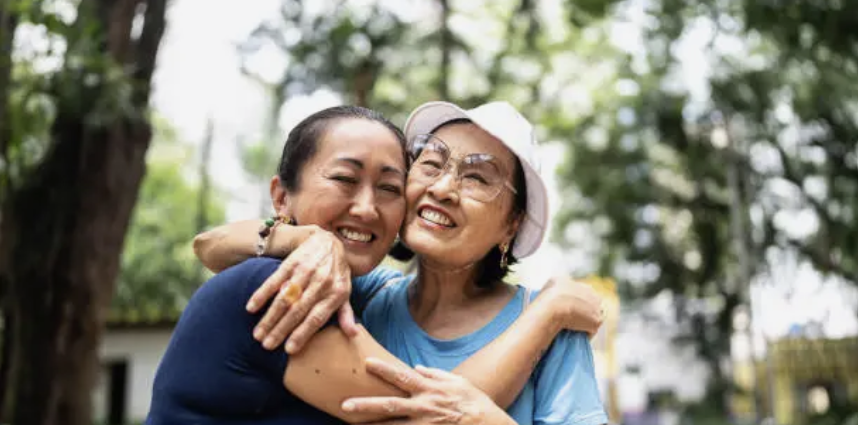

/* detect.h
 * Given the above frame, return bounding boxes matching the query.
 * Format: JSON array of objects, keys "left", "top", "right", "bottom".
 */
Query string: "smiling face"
[
  {"left": 400, "top": 122, "right": 522, "bottom": 269},
  {"left": 271, "top": 117, "right": 407, "bottom": 276}
]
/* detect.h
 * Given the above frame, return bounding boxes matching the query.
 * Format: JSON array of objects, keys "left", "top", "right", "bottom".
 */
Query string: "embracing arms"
[{"left": 194, "top": 220, "right": 604, "bottom": 423}]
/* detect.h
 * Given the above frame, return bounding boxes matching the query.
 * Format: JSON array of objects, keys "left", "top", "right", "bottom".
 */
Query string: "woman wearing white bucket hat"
[{"left": 194, "top": 101, "right": 608, "bottom": 425}]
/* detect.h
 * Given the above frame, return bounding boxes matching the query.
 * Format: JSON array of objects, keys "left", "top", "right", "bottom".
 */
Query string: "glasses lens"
[
  {"left": 407, "top": 135, "right": 510, "bottom": 202},
  {"left": 460, "top": 155, "right": 504, "bottom": 202},
  {"left": 409, "top": 135, "right": 448, "bottom": 181}
]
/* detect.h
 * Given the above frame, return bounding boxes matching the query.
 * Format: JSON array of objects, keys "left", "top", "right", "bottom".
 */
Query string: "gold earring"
[{"left": 499, "top": 242, "right": 510, "bottom": 269}]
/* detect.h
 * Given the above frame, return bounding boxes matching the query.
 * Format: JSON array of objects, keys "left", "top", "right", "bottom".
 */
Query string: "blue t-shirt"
[
  {"left": 355, "top": 271, "right": 608, "bottom": 425},
  {"left": 146, "top": 257, "right": 344, "bottom": 425}
]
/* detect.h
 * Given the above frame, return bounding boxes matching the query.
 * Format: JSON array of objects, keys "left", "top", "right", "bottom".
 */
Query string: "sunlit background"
[{"left": 4, "top": 0, "right": 858, "bottom": 424}]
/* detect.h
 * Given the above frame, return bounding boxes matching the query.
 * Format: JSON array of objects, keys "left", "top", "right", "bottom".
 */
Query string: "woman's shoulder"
[
  {"left": 352, "top": 266, "right": 409, "bottom": 300},
  {"left": 222, "top": 256, "right": 282, "bottom": 277},
  {"left": 199, "top": 257, "right": 282, "bottom": 301},
  {"left": 532, "top": 330, "right": 606, "bottom": 424},
  {"left": 354, "top": 266, "right": 405, "bottom": 286},
  {"left": 351, "top": 267, "right": 411, "bottom": 318}
]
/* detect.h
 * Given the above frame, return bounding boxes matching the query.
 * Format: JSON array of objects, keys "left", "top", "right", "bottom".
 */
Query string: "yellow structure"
[
  {"left": 582, "top": 276, "right": 622, "bottom": 425},
  {"left": 732, "top": 337, "right": 858, "bottom": 424}
]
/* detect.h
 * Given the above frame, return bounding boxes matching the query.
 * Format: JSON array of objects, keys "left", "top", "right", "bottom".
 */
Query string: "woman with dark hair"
[
  {"left": 146, "top": 104, "right": 605, "bottom": 425},
  {"left": 195, "top": 101, "right": 608, "bottom": 424}
]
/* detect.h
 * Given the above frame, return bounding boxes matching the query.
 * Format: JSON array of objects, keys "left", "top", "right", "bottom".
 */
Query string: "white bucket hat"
[{"left": 403, "top": 101, "right": 549, "bottom": 259}]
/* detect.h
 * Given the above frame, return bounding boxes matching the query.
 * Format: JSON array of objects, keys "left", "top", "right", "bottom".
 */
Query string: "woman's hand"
[
  {"left": 534, "top": 276, "right": 605, "bottom": 337},
  {"left": 246, "top": 227, "right": 355, "bottom": 353},
  {"left": 341, "top": 358, "right": 514, "bottom": 425}
]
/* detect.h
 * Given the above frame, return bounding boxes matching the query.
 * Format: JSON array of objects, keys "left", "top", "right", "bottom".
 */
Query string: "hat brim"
[
  {"left": 404, "top": 101, "right": 472, "bottom": 141},
  {"left": 404, "top": 101, "right": 549, "bottom": 258}
]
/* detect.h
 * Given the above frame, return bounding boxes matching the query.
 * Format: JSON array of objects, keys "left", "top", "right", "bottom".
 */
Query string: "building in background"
[{"left": 93, "top": 320, "right": 175, "bottom": 424}]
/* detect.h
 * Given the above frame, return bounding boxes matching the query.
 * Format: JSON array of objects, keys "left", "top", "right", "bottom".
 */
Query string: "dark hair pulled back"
[{"left": 277, "top": 105, "right": 406, "bottom": 192}]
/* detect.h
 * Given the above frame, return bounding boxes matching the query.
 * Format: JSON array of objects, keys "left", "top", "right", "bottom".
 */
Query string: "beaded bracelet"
[{"left": 255, "top": 215, "right": 295, "bottom": 256}]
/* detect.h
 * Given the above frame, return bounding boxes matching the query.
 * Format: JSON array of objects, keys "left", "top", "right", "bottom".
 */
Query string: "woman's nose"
[
  {"left": 427, "top": 172, "right": 460, "bottom": 203},
  {"left": 350, "top": 185, "right": 379, "bottom": 221}
]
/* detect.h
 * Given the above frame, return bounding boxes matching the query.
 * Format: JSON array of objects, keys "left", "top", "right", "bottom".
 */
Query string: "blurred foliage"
[
  {"left": 551, "top": 0, "right": 858, "bottom": 413},
  {"left": 798, "top": 407, "right": 858, "bottom": 425},
  {"left": 112, "top": 121, "right": 225, "bottom": 323},
  {"left": 3, "top": 1, "right": 217, "bottom": 323},
  {"left": 557, "top": 0, "right": 858, "bottom": 296},
  {"left": 1, "top": 0, "right": 143, "bottom": 199}
]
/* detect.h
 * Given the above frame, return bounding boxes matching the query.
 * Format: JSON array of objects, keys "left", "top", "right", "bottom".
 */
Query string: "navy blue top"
[{"left": 146, "top": 257, "right": 344, "bottom": 425}]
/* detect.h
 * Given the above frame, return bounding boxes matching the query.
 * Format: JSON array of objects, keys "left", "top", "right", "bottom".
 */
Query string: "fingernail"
[
  {"left": 342, "top": 401, "right": 355, "bottom": 412},
  {"left": 285, "top": 341, "right": 296, "bottom": 354},
  {"left": 263, "top": 337, "right": 275, "bottom": 350},
  {"left": 253, "top": 327, "right": 264, "bottom": 341},
  {"left": 246, "top": 300, "right": 257, "bottom": 311}
]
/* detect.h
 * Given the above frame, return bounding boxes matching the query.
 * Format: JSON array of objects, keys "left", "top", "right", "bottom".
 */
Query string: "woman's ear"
[
  {"left": 269, "top": 176, "right": 290, "bottom": 217},
  {"left": 503, "top": 212, "right": 523, "bottom": 243}
]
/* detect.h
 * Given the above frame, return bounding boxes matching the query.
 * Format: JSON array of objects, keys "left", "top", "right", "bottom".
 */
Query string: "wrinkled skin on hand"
[
  {"left": 342, "top": 358, "right": 511, "bottom": 425},
  {"left": 246, "top": 228, "right": 355, "bottom": 353},
  {"left": 537, "top": 276, "right": 605, "bottom": 337}
]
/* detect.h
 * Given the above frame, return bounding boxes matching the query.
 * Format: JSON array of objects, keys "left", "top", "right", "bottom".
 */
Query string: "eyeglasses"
[{"left": 407, "top": 134, "right": 517, "bottom": 203}]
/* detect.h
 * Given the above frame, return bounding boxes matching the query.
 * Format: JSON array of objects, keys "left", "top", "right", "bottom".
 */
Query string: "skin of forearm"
[
  {"left": 193, "top": 220, "right": 315, "bottom": 272},
  {"left": 284, "top": 326, "right": 408, "bottom": 423},
  {"left": 452, "top": 297, "right": 561, "bottom": 409},
  {"left": 472, "top": 404, "right": 518, "bottom": 425}
]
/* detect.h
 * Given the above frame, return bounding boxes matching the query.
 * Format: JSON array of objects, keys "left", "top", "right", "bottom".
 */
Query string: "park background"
[{"left": 1, "top": 0, "right": 857, "bottom": 424}]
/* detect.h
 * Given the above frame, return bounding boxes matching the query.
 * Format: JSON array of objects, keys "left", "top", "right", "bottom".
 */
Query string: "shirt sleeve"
[
  {"left": 350, "top": 266, "right": 403, "bottom": 316},
  {"left": 533, "top": 331, "right": 608, "bottom": 425}
]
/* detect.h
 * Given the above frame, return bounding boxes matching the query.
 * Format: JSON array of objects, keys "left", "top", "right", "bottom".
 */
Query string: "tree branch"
[{"left": 131, "top": 0, "right": 167, "bottom": 107}]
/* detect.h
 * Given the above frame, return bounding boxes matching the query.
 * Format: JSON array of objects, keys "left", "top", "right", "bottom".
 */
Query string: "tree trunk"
[
  {"left": 0, "top": 1, "right": 20, "bottom": 420},
  {"left": 0, "top": 0, "right": 17, "bottom": 163},
  {"left": 0, "top": 0, "right": 167, "bottom": 424},
  {"left": 353, "top": 59, "right": 380, "bottom": 108}
]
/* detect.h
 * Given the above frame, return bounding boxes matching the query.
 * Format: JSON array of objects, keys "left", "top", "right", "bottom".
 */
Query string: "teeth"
[
  {"left": 420, "top": 209, "right": 453, "bottom": 226},
  {"left": 338, "top": 228, "right": 372, "bottom": 242}
]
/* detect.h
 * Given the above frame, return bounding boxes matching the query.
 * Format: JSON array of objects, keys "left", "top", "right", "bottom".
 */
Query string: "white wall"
[{"left": 94, "top": 327, "right": 174, "bottom": 423}]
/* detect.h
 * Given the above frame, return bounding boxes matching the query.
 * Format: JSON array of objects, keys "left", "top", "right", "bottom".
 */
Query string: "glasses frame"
[{"left": 407, "top": 134, "right": 518, "bottom": 202}]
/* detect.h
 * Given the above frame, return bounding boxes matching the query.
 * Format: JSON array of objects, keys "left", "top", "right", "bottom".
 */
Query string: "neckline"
[{"left": 392, "top": 276, "right": 526, "bottom": 357}]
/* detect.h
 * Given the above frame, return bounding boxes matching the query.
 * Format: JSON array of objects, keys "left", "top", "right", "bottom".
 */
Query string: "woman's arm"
[
  {"left": 195, "top": 221, "right": 360, "bottom": 353},
  {"left": 342, "top": 361, "right": 520, "bottom": 425},
  {"left": 283, "top": 281, "right": 602, "bottom": 419},
  {"left": 282, "top": 326, "right": 410, "bottom": 424},
  {"left": 200, "top": 221, "right": 603, "bottom": 413},
  {"left": 193, "top": 220, "right": 318, "bottom": 272},
  {"left": 452, "top": 292, "right": 563, "bottom": 409},
  {"left": 453, "top": 277, "right": 602, "bottom": 408},
  {"left": 284, "top": 326, "right": 520, "bottom": 424}
]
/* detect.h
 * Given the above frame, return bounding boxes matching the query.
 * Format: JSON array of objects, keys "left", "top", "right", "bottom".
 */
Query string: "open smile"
[
  {"left": 336, "top": 227, "right": 376, "bottom": 243},
  {"left": 417, "top": 206, "right": 456, "bottom": 228}
]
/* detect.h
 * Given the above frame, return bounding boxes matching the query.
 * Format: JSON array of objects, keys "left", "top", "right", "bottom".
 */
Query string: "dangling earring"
[{"left": 499, "top": 242, "right": 510, "bottom": 269}]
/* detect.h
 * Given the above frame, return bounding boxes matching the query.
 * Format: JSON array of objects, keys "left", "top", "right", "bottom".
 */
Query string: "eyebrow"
[{"left": 337, "top": 157, "right": 405, "bottom": 177}]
